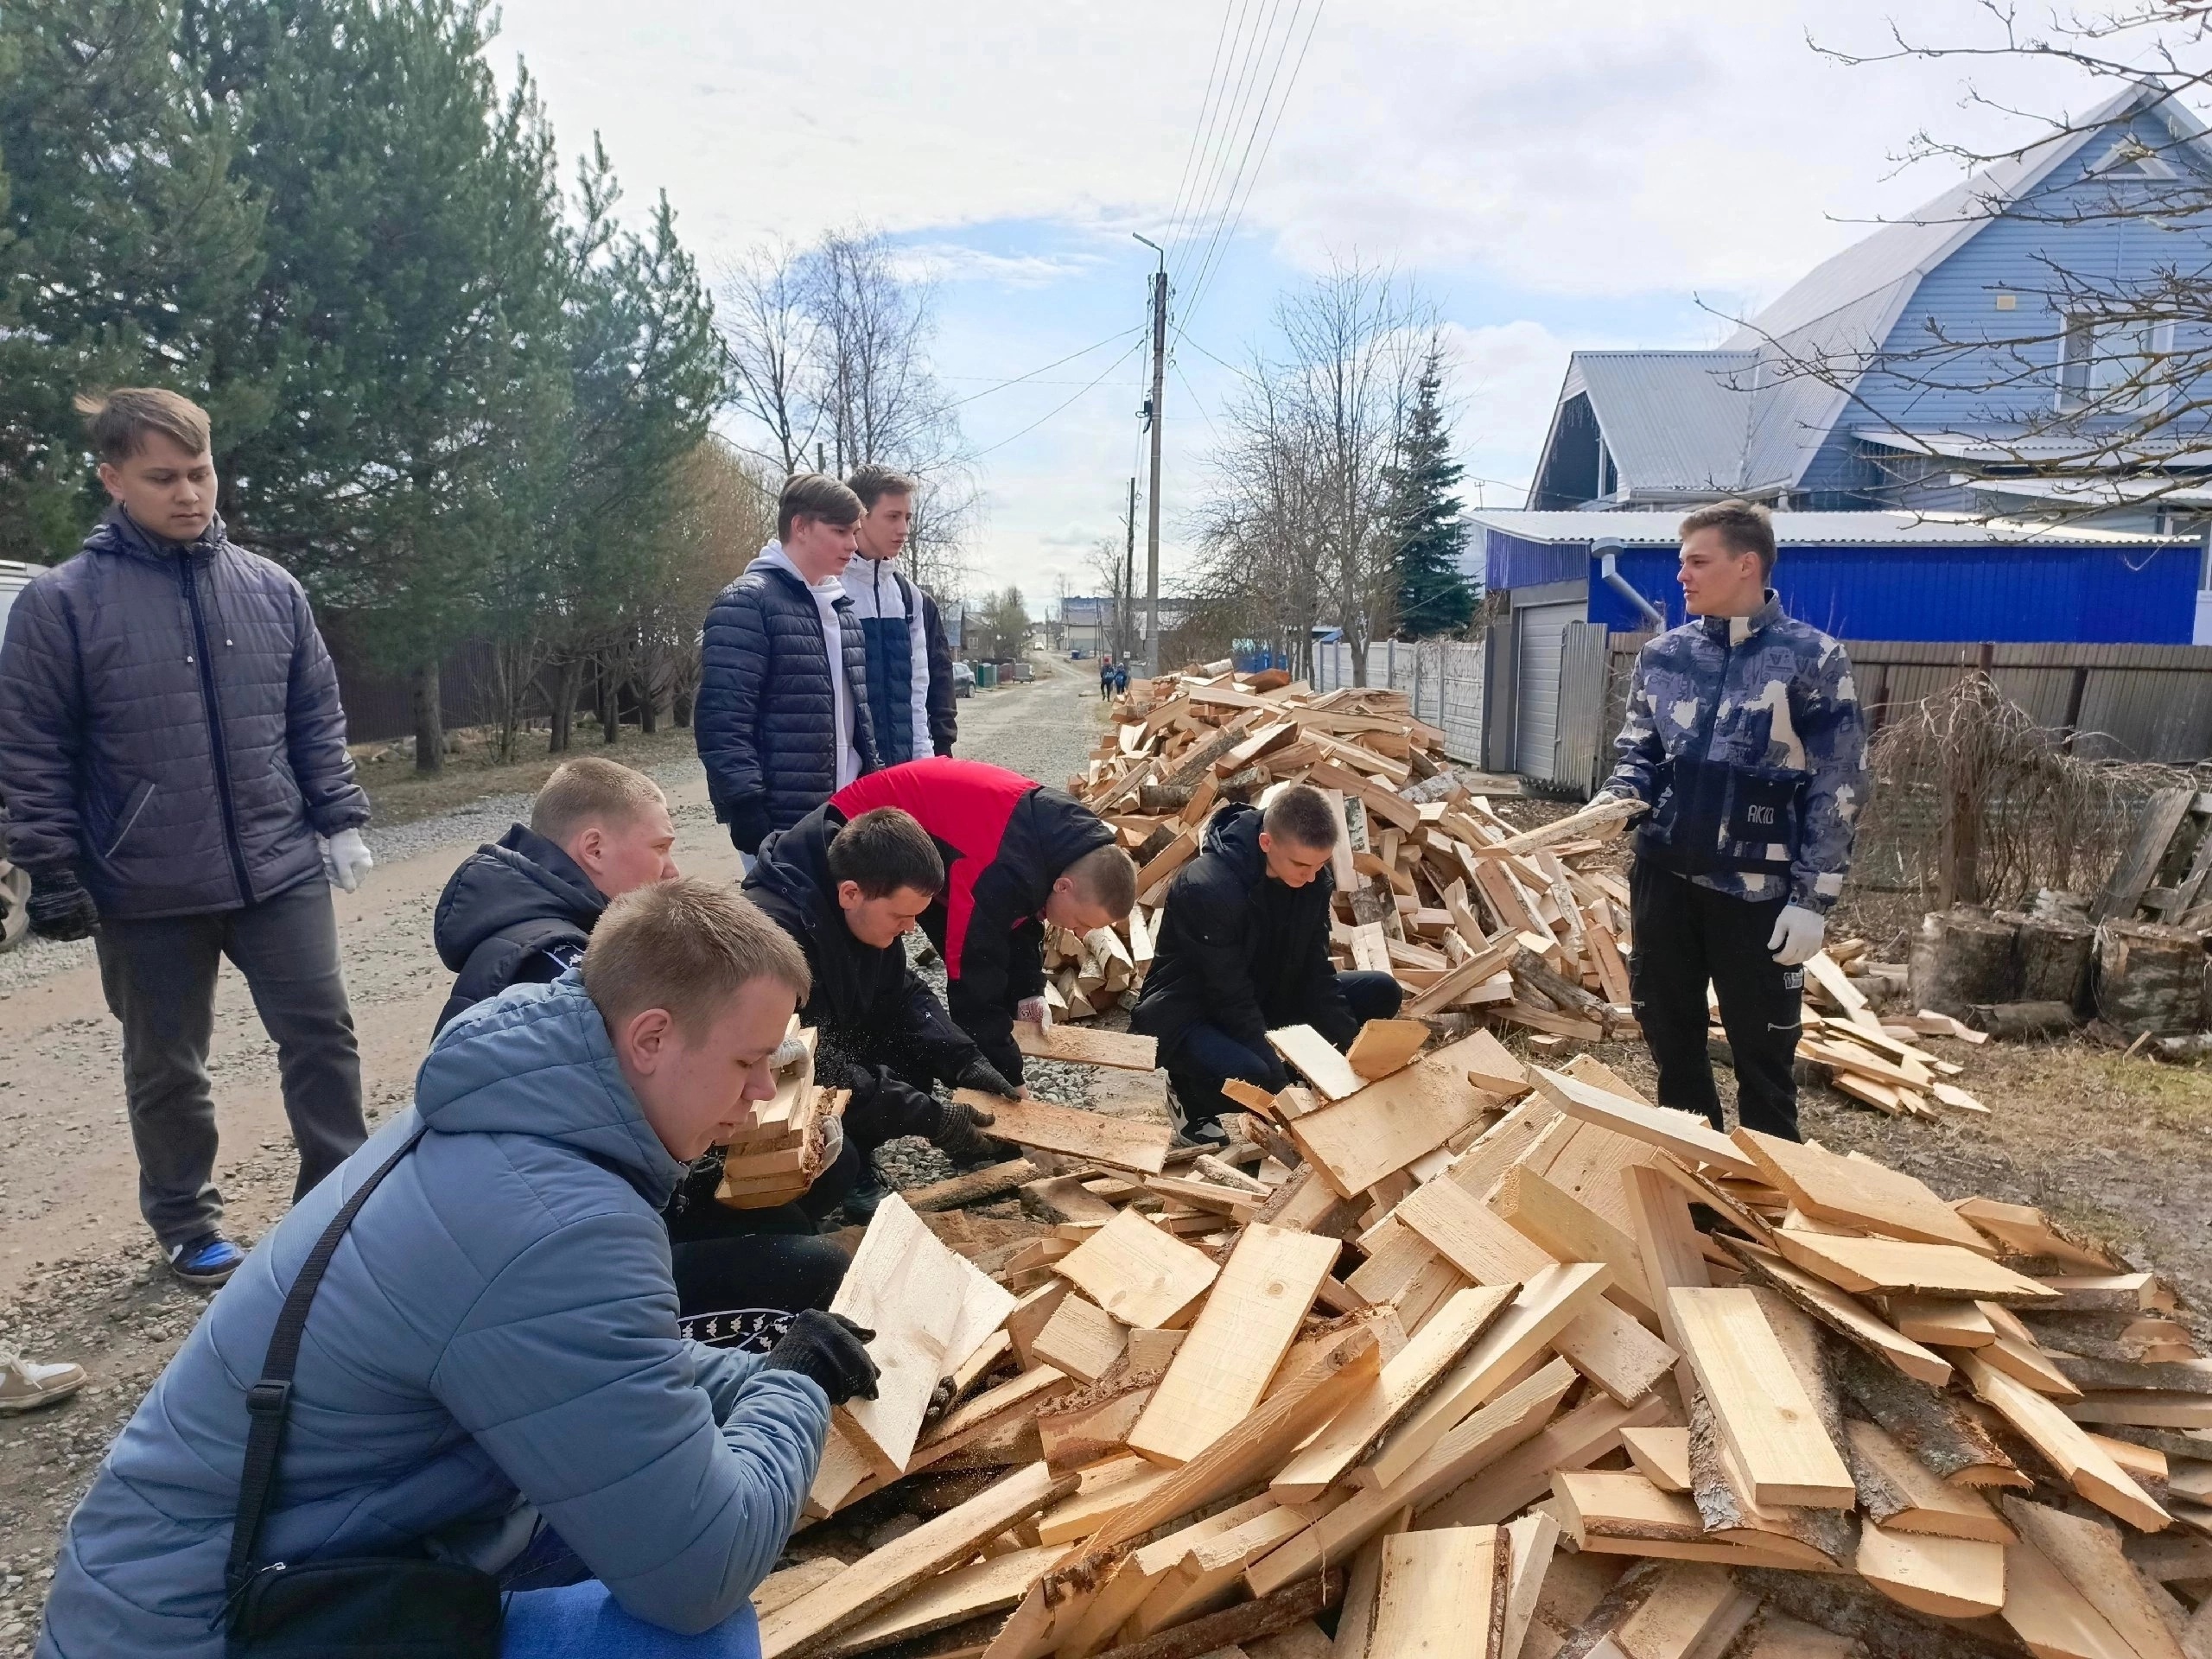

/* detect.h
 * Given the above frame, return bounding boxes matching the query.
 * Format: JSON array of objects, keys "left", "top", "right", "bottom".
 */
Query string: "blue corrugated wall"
[{"left": 1580, "top": 540, "right": 2196, "bottom": 642}]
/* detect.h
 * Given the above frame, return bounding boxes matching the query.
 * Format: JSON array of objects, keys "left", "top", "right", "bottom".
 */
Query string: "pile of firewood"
[
  {"left": 716, "top": 1021, "right": 847, "bottom": 1210},
  {"left": 747, "top": 1024, "right": 2202, "bottom": 1659}
]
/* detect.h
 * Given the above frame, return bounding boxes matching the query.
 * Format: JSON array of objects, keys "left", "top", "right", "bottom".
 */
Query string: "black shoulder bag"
[{"left": 223, "top": 1127, "right": 505, "bottom": 1656}]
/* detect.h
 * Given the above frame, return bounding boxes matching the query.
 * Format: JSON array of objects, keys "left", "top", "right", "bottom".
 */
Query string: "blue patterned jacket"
[{"left": 1601, "top": 593, "right": 1868, "bottom": 912}]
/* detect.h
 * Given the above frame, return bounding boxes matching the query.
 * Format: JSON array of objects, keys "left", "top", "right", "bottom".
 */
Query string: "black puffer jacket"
[
  {"left": 696, "top": 556, "right": 880, "bottom": 852},
  {"left": 429, "top": 824, "right": 606, "bottom": 1034},
  {"left": 1133, "top": 803, "right": 1357, "bottom": 1059},
  {"left": 0, "top": 509, "right": 367, "bottom": 919},
  {"left": 743, "top": 805, "right": 981, "bottom": 1148}
]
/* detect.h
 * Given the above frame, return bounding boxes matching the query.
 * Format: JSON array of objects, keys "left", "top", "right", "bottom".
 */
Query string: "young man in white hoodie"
[
  {"left": 696, "top": 474, "right": 881, "bottom": 859},
  {"left": 842, "top": 465, "right": 957, "bottom": 766}
]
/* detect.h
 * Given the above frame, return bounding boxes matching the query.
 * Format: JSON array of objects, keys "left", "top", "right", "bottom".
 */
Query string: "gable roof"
[{"left": 1535, "top": 82, "right": 2212, "bottom": 504}]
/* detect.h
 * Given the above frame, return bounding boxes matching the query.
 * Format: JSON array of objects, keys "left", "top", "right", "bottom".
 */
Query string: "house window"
[
  {"left": 2057, "top": 315, "right": 2172, "bottom": 412},
  {"left": 2089, "top": 137, "right": 2180, "bottom": 180}
]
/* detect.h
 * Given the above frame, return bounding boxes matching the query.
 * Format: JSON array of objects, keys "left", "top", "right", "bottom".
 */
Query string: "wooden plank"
[
  {"left": 2002, "top": 1495, "right": 2190, "bottom": 1659},
  {"left": 1887, "top": 1295, "right": 1995, "bottom": 1349},
  {"left": 1405, "top": 937, "right": 1521, "bottom": 1019},
  {"left": 1283, "top": 1033, "right": 1506, "bottom": 1196},
  {"left": 1128, "top": 1224, "right": 1341, "bottom": 1465},
  {"left": 1770, "top": 1229, "right": 2059, "bottom": 1304},
  {"left": 1395, "top": 1174, "right": 1557, "bottom": 1287},
  {"left": 759, "top": 1462, "right": 1076, "bottom": 1658},
  {"left": 1456, "top": 1028, "right": 1530, "bottom": 1097},
  {"left": 1268, "top": 1025, "right": 1366, "bottom": 1102},
  {"left": 1369, "top": 1527, "right": 1507, "bottom": 1658},
  {"left": 1416, "top": 1390, "right": 1669, "bottom": 1531},
  {"left": 1529, "top": 1067, "right": 1761, "bottom": 1179},
  {"left": 1853, "top": 1522, "right": 2005, "bottom": 1619},
  {"left": 1033, "top": 1294, "right": 1129, "bottom": 1384},
  {"left": 829, "top": 1193, "right": 1016, "bottom": 1478},
  {"left": 1668, "top": 1287, "right": 1855, "bottom": 1508},
  {"left": 2002, "top": 1522, "right": 2139, "bottom": 1659},
  {"left": 1136, "top": 830, "right": 1199, "bottom": 903},
  {"left": 1843, "top": 1419, "right": 2013, "bottom": 1543},
  {"left": 1345, "top": 1019, "right": 1429, "bottom": 1080},
  {"left": 1367, "top": 1262, "right": 1611, "bottom": 1489},
  {"left": 1551, "top": 1296, "right": 1680, "bottom": 1406},
  {"left": 964, "top": 1092, "right": 1174, "bottom": 1174},
  {"left": 1058, "top": 1209, "right": 1222, "bottom": 1329},
  {"left": 817, "top": 1545, "right": 1060, "bottom": 1659},
  {"left": 1088, "top": 1573, "right": 1341, "bottom": 1659},
  {"left": 1548, "top": 1470, "right": 1838, "bottom": 1569},
  {"left": 1271, "top": 1285, "right": 1517, "bottom": 1501},
  {"left": 1622, "top": 1425, "right": 1694, "bottom": 1492},
  {"left": 1957, "top": 1352, "right": 2171, "bottom": 1531},
  {"left": 1730, "top": 1128, "right": 1990, "bottom": 1251},
  {"left": 1954, "top": 1198, "right": 2124, "bottom": 1273},
  {"left": 1016, "top": 1021, "right": 1160, "bottom": 1071},
  {"left": 908, "top": 1364, "right": 1074, "bottom": 1475},
  {"left": 1726, "top": 1239, "right": 1953, "bottom": 1387},
  {"left": 1499, "top": 1512, "right": 1560, "bottom": 1659},
  {"left": 1491, "top": 1163, "right": 1656, "bottom": 1320},
  {"left": 1126, "top": 1503, "right": 1313, "bottom": 1640}
]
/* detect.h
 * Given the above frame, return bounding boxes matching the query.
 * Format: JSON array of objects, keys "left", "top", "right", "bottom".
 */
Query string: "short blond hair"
[
  {"left": 1066, "top": 843, "right": 1137, "bottom": 918},
  {"left": 582, "top": 878, "right": 810, "bottom": 1038},
  {"left": 75, "top": 388, "right": 212, "bottom": 464},
  {"left": 531, "top": 757, "right": 667, "bottom": 845}
]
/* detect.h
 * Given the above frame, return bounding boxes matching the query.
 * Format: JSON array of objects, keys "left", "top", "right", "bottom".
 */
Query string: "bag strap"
[{"left": 226, "top": 1126, "right": 430, "bottom": 1591}]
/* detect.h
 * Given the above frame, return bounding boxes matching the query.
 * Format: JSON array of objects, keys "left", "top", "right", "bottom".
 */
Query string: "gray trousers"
[{"left": 95, "top": 878, "right": 366, "bottom": 1249}]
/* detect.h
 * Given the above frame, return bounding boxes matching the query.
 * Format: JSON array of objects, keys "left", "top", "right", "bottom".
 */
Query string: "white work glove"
[
  {"left": 1767, "top": 905, "right": 1825, "bottom": 967},
  {"left": 1015, "top": 995, "right": 1052, "bottom": 1031},
  {"left": 321, "top": 829, "right": 373, "bottom": 893}
]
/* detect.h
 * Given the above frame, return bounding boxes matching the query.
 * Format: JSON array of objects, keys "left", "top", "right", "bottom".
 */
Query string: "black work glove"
[
  {"left": 760, "top": 1310, "right": 880, "bottom": 1407},
  {"left": 954, "top": 1054, "right": 1021, "bottom": 1099},
  {"left": 726, "top": 798, "right": 772, "bottom": 856},
  {"left": 931, "top": 1097, "right": 1017, "bottom": 1168},
  {"left": 26, "top": 868, "right": 98, "bottom": 942},
  {"left": 842, "top": 1071, "right": 941, "bottom": 1152}
]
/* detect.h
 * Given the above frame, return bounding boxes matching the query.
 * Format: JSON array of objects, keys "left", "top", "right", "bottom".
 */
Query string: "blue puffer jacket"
[
  {"left": 0, "top": 510, "right": 367, "bottom": 918},
  {"left": 37, "top": 975, "right": 830, "bottom": 1659},
  {"left": 696, "top": 552, "right": 880, "bottom": 851},
  {"left": 1602, "top": 592, "right": 1869, "bottom": 912}
]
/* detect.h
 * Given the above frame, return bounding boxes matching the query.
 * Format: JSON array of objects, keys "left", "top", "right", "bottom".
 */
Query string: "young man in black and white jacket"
[{"left": 842, "top": 465, "right": 957, "bottom": 765}]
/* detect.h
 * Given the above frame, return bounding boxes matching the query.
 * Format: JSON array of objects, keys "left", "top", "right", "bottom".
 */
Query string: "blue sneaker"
[{"left": 167, "top": 1234, "right": 245, "bottom": 1287}]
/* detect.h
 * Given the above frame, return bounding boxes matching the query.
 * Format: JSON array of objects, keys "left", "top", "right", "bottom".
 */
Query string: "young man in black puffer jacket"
[
  {"left": 696, "top": 473, "right": 881, "bottom": 861},
  {"left": 1134, "top": 785, "right": 1403, "bottom": 1142}
]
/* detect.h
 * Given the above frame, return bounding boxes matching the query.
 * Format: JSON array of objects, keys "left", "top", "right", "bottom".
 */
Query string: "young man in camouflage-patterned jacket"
[{"left": 1596, "top": 499, "right": 1867, "bottom": 1141}]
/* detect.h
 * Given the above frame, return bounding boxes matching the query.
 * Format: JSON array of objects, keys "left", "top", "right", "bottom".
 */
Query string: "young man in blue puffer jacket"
[
  {"left": 1596, "top": 499, "right": 1868, "bottom": 1141},
  {"left": 0, "top": 389, "right": 372, "bottom": 1287},
  {"left": 841, "top": 465, "right": 957, "bottom": 764},
  {"left": 39, "top": 878, "right": 875, "bottom": 1659}
]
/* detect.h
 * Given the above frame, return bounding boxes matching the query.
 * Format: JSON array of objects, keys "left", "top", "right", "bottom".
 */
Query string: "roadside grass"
[{"left": 354, "top": 722, "right": 699, "bottom": 828}]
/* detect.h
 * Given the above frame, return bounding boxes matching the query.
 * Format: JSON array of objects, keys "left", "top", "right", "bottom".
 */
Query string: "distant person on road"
[
  {"left": 1593, "top": 498, "right": 1867, "bottom": 1141},
  {"left": 0, "top": 389, "right": 372, "bottom": 1288},
  {"left": 1099, "top": 652, "right": 1115, "bottom": 698},
  {"left": 39, "top": 879, "right": 868, "bottom": 1659},
  {"left": 696, "top": 473, "right": 880, "bottom": 862},
  {"left": 1134, "top": 785, "right": 1402, "bottom": 1144},
  {"left": 1114, "top": 660, "right": 1129, "bottom": 697},
  {"left": 831, "top": 757, "right": 1135, "bottom": 1089},
  {"left": 842, "top": 465, "right": 957, "bottom": 763}
]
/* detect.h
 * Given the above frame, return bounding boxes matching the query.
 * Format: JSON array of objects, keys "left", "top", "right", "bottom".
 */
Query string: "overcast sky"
[{"left": 493, "top": 0, "right": 2093, "bottom": 609}]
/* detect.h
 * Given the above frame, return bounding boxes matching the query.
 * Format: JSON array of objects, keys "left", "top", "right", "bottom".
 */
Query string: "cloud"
[{"left": 889, "top": 243, "right": 1103, "bottom": 288}]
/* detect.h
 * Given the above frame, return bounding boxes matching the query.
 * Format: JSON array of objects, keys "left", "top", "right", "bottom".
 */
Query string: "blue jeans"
[{"left": 502, "top": 1582, "right": 760, "bottom": 1657}]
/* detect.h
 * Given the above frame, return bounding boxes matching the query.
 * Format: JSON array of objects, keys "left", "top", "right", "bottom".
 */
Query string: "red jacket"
[{"left": 832, "top": 758, "right": 1113, "bottom": 1079}]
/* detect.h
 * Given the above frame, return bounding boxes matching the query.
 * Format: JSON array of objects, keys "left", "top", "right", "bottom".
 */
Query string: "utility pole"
[
  {"left": 1122, "top": 475, "right": 1137, "bottom": 664},
  {"left": 1135, "top": 234, "right": 1166, "bottom": 674}
]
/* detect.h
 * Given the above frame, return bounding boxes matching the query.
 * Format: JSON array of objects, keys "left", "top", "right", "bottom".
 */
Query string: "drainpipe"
[{"left": 1594, "top": 535, "right": 1664, "bottom": 629}]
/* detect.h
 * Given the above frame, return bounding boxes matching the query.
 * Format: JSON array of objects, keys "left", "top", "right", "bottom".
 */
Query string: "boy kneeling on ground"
[
  {"left": 1133, "top": 784, "right": 1403, "bottom": 1143},
  {"left": 40, "top": 880, "right": 875, "bottom": 1659}
]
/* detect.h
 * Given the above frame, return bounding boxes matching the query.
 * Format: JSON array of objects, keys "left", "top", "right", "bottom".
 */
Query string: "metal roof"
[
  {"left": 1567, "top": 353, "right": 1757, "bottom": 493},
  {"left": 1852, "top": 428, "right": 2212, "bottom": 465},
  {"left": 1468, "top": 508, "right": 2186, "bottom": 548}
]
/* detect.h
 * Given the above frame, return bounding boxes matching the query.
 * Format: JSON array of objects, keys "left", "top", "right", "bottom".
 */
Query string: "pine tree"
[{"left": 1388, "top": 351, "right": 1475, "bottom": 638}]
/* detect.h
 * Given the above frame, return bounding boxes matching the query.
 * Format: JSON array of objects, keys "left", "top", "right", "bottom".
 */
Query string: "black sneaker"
[{"left": 1175, "top": 1118, "right": 1231, "bottom": 1150}]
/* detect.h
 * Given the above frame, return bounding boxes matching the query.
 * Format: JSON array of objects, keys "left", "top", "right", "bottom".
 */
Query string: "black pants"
[
  {"left": 1628, "top": 860, "right": 1802, "bottom": 1141},
  {"left": 664, "top": 1140, "right": 862, "bottom": 1317},
  {"left": 96, "top": 878, "right": 365, "bottom": 1249},
  {"left": 1166, "top": 971, "right": 1404, "bottom": 1129}
]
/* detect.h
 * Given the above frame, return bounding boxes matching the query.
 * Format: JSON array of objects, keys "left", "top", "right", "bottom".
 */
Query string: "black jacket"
[
  {"left": 430, "top": 824, "right": 605, "bottom": 1033},
  {"left": 743, "top": 804, "right": 981, "bottom": 1147},
  {"left": 1133, "top": 803, "right": 1357, "bottom": 1059},
  {"left": 921, "top": 588, "right": 957, "bottom": 758},
  {"left": 696, "top": 558, "right": 880, "bottom": 852}
]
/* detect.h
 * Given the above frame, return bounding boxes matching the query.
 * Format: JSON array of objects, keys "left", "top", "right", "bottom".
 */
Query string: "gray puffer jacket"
[
  {"left": 0, "top": 510, "right": 368, "bottom": 918},
  {"left": 37, "top": 974, "right": 830, "bottom": 1659}
]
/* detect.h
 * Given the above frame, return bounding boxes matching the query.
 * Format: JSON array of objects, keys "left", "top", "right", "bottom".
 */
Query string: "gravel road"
[{"left": 0, "top": 653, "right": 1106, "bottom": 1642}]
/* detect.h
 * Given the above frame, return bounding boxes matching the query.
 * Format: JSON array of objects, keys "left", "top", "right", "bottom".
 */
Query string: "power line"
[
  {"left": 944, "top": 326, "right": 1146, "bottom": 410},
  {"left": 1160, "top": 0, "right": 1246, "bottom": 267},
  {"left": 1165, "top": 0, "right": 1265, "bottom": 288},
  {"left": 972, "top": 337, "right": 1149, "bottom": 458},
  {"left": 1171, "top": 0, "right": 1287, "bottom": 292}
]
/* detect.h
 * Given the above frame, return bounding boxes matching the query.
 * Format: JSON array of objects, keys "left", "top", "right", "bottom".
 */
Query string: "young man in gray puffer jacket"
[{"left": 0, "top": 390, "right": 373, "bottom": 1287}]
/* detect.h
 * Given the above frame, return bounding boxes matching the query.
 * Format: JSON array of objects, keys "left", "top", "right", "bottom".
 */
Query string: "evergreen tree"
[
  {"left": 1388, "top": 350, "right": 1475, "bottom": 637},
  {"left": 0, "top": 0, "right": 262, "bottom": 561}
]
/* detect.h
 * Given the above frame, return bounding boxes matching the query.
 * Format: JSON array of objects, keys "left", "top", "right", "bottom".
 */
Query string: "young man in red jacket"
[{"left": 830, "top": 758, "right": 1135, "bottom": 1087}]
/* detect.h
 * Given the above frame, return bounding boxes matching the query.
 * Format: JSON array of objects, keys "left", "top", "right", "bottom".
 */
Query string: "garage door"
[{"left": 1513, "top": 599, "right": 1583, "bottom": 780}]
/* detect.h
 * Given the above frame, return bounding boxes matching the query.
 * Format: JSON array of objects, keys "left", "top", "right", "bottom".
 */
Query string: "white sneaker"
[{"left": 0, "top": 1352, "right": 86, "bottom": 1414}]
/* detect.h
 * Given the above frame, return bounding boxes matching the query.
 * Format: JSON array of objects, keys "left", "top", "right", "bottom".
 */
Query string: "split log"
[
  {"left": 1829, "top": 1336, "right": 2023, "bottom": 1488},
  {"left": 1906, "top": 909, "right": 2018, "bottom": 1018},
  {"left": 1967, "top": 1000, "right": 2078, "bottom": 1039},
  {"left": 2095, "top": 920, "right": 2205, "bottom": 1035},
  {"left": 2002, "top": 908, "right": 2095, "bottom": 1008},
  {"left": 1734, "top": 1567, "right": 2023, "bottom": 1659}
]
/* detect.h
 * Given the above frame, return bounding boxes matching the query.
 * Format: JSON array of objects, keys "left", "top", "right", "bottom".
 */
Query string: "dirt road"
[{"left": 0, "top": 658, "right": 1098, "bottom": 1629}]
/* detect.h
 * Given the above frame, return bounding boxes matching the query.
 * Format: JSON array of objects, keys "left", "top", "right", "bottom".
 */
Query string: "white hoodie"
[
  {"left": 840, "top": 554, "right": 931, "bottom": 763},
  {"left": 752, "top": 540, "right": 862, "bottom": 789}
]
